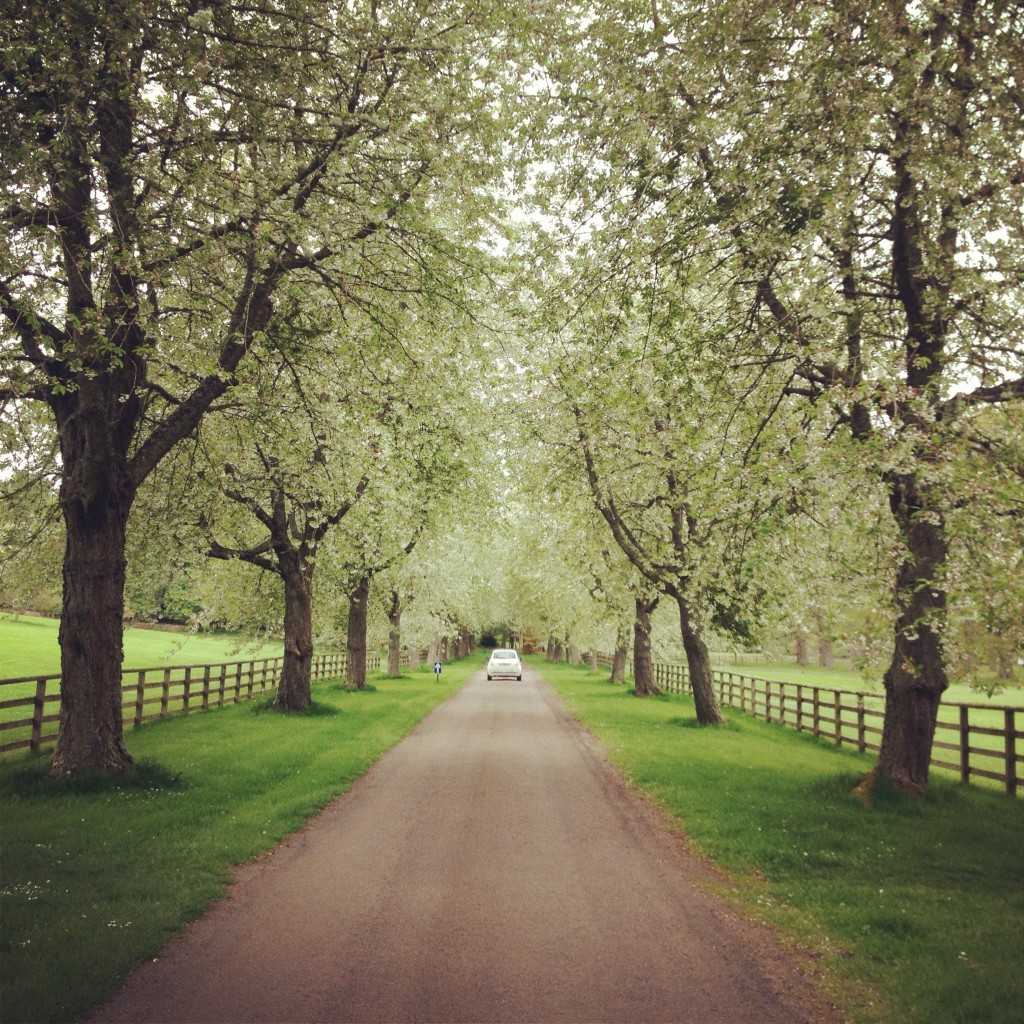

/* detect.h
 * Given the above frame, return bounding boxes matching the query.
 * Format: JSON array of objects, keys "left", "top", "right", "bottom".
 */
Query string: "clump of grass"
[
  {"left": 541, "top": 662, "right": 1024, "bottom": 1024},
  {"left": 0, "top": 659, "right": 479, "bottom": 1024}
]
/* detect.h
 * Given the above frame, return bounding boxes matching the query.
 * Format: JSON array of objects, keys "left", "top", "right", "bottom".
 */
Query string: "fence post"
[
  {"left": 30, "top": 677, "right": 47, "bottom": 750},
  {"left": 857, "top": 695, "right": 866, "bottom": 752},
  {"left": 1005, "top": 709, "right": 1017, "bottom": 797},
  {"left": 796, "top": 685, "right": 803, "bottom": 732},
  {"left": 134, "top": 671, "right": 146, "bottom": 726},
  {"left": 159, "top": 667, "right": 172, "bottom": 716},
  {"left": 958, "top": 705, "right": 970, "bottom": 784},
  {"left": 834, "top": 691, "right": 843, "bottom": 746},
  {"left": 182, "top": 668, "right": 192, "bottom": 714},
  {"left": 201, "top": 665, "right": 210, "bottom": 710},
  {"left": 218, "top": 663, "right": 227, "bottom": 706},
  {"left": 233, "top": 663, "right": 243, "bottom": 702},
  {"left": 813, "top": 688, "right": 821, "bottom": 737},
  {"left": 765, "top": 682, "right": 772, "bottom": 723}
]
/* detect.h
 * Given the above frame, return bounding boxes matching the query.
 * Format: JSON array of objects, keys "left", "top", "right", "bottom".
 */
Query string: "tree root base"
[{"left": 853, "top": 768, "right": 927, "bottom": 805}]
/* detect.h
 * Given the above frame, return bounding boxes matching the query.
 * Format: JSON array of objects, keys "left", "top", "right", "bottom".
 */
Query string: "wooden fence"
[
  {"left": 0, "top": 650, "right": 381, "bottom": 756},
  {"left": 650, "top": 662, "right": 1022, "bottom": 796}
]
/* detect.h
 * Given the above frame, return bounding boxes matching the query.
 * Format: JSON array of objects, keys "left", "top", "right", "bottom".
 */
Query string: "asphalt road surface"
[{"left": 89, "top": 665, "right": 839, "bottom": 1024}]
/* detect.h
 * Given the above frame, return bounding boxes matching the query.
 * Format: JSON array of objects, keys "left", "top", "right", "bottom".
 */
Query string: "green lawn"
[
  {"left": 541, "top": 662, "right": 1024, "bottom": 1024},
  {"left": 0, "top": 613, "right": 282, "bottom": 680},
  {"left": 0, "top": 658, "right": 478, "bottom": 1024}
]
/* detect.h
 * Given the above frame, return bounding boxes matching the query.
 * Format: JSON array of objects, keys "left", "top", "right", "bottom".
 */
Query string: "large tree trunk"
[
  {"left": 632, "top": 596, "right": 661, "bottom": 697},
  {"left": 277, "top": 560, "right": 313, "bottom": 711},
  {"left": 51, "top": 485, "right": 134, "bottom": 773},
  {"left": 815, "top": 613, "right": 834, "bottom": 669},
  {"left": 345, "top": 576, "right": 370, "bottom": 691},
  {"left": 676, "top": 597, "right": 723, "bottom": 725},
  {"left": 818, "top": 636, "right": 834, "bottom": 669},
  {"left": 387, "top": 591, "right": 402, "bottom": 677},
  {"left": 795, "top": 632, "right": 809, "bottom": 666},
  {"left": 611, "top": 633, "right": 629, "bottom": 685},
  {"left": 999, "top": 651, "right": 1015, "bottom": 684},
  {"left": 870, "top": 475, "right": 949, "bottom": 794}
]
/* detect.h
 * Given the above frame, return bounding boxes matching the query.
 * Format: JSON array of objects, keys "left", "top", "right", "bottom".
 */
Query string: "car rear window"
[{"left": 493, "top": 650, "right": 517, "bottom": 658}]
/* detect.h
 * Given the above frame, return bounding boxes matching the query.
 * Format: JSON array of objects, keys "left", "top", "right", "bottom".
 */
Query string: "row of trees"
[
  {"left": 2, "top": 0, "right": 1021, "bottom": 795},
  {"left": 1, "top": 0, "right": 531, "bottom": 770},
  {"left": 514, "top": 0, "right": 1023, "bottom": 793}
]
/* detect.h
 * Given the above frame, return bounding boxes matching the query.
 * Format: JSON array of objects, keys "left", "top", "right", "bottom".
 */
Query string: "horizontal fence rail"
[
  {"left": 647, "top": 661, "right": 1021, "bottom": 796},
  {"left": 0, "top": 651, "right": 381, "bottom": 756}
]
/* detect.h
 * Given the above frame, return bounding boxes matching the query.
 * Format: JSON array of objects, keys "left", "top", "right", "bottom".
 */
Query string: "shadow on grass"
[
  {"left": 7, "top": 759, "right": 187, "bottom": 798},
  {"left": 665, "top": 714, "right": 743, "bottom": 731},
  {"left": 248, "top": 696, "right": 343, "bottom": 716},
  {"left": 666, "top": 715, "right": 704, "bottom": 729}
]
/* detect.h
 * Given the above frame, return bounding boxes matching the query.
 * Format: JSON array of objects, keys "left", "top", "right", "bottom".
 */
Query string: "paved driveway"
[{"left": 89, "top": 665, "right": 837, "bottom": 1023}]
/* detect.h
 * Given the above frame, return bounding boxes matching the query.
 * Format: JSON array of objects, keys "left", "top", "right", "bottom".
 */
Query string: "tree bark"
[
  {"left": 632, "top": 597, "right": 661, "bottom": 697},
  {"left": 345, "top": 576, "right": 370, "bottom": 691},
  {"left": 818, "top": 637, "right": 834, "bottom": 670},
  {"left": 387, "top": 591, "right": 402, "bottom": 677},
  {"left": 277, "top": 559, "right": 313, "bottom": 711},
  {"left": 611, "top": 633, "right": 628, "bottom": 685},
  {"left": 676, "top": 597, "right": 724, "bottom": 725},
  {"left": 795, "top": 632, "right": 809, "bottom": 666},
  {"left": 996, "top": 648, "right": 1015, "bottom": 681},
  {"left": 50, "top": 481, "right": 134, "bottom": 773},
  {"left": 814, "top": 613, "right": 834, "bottom": 669},
  {"left": 871, "top": 474, "right": 949, "bottom": 794}
]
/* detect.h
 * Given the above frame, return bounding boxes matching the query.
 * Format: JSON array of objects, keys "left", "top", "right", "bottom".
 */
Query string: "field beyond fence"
[
  {"left": 584, "top": 652, "right": 1022, "bottom": 795},
  {"left": 622, "top": 657, "right": 1021, "bottom": 795},
  {"left": 0, "top": 651, "right": 383, "bottom": 756}
]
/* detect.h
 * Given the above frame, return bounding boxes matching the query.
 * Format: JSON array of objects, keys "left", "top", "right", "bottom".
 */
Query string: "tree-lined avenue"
[{"left": 88, "top": 665, "right": 836, "bottom": 1024}]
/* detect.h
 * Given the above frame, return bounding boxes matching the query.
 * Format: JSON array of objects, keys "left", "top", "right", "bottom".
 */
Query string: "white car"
[{"left": 487, "top": 649, "right": 522, "bottom": 681}]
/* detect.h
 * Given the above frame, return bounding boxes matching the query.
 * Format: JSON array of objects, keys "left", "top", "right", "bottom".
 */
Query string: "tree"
[
  {"left": 631, "top": 593, "right": 662, "bottom": 697},
  {"left": 525, "top": 247, "right": 816, "bottom": 723},
  {"left": 203, "top": 445, "right": 369, "bottom": 710},
  {"left": 1, "top": 0, "right": 518, "bottom": 769}
]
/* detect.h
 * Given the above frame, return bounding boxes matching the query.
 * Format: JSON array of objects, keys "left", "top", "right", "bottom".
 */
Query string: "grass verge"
[
  {"left": 540, "top": 662, "right": 1024, "bottom": 1024},
  {"left": 0, "top": 660, "right": 477, "bottom": 1024}
]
